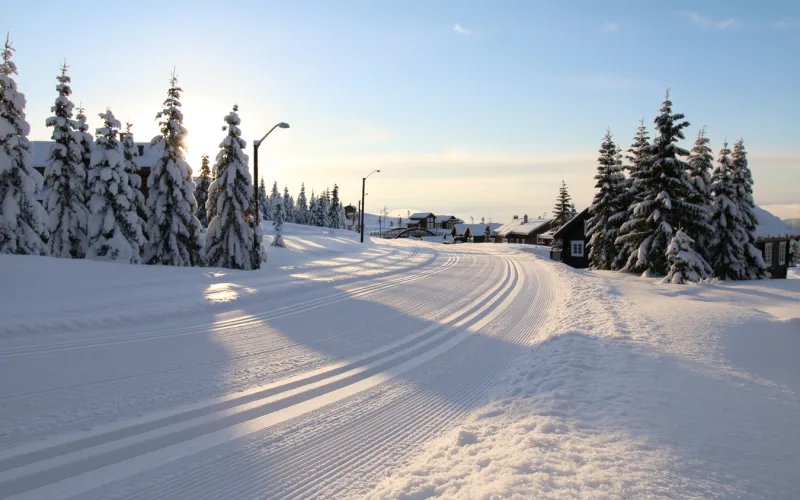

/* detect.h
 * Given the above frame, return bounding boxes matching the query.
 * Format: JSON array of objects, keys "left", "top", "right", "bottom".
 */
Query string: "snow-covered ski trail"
[{"left": 0, "top": 242, "right": 556, "bottom": 500}]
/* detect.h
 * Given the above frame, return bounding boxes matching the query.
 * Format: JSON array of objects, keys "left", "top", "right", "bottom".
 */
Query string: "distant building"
[
  {"left": 493, "top": 215, "right": 552, "bottom": 244},
  {"left": 452, "top": 223, "right": 502, "bottom": 243},
  {"left": 407, "top": 213, "right": 463, "bottom": 234},
  {"left": 753, "top": 206, "right": 800, "bottom": 279},
  {"left": 31, "top": 140, "right": 159, "bottom": 201}
]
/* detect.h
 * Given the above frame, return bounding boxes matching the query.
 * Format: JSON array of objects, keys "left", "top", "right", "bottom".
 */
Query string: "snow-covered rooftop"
[
  {"left": 453, "top": 223, "right": 502, "bottom": 236},
  {"left": 409, "top": 212, "right": 434, "bottom": 220},
  {"left": 754, "top": 206, "right": 800, "bottom": 239},
  {"left": 435, "top": 215, "right": 459, "bottom": 223},
  {"left": 494, "top": 218, "right": 551, "bottom": 237},
  {"left": 30, "top": 140, "right": 161, "bottom": 168}
]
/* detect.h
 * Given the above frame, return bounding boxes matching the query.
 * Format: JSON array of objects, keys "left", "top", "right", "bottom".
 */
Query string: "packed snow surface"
[{"left": 0, "top": 224, "right": 798, "bottom": 499}]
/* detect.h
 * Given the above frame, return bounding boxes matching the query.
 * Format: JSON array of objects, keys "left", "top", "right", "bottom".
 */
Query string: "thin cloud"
[
  {"left": 773, "top": 19, "right": 797, "bottom": 30},
  {"left": 453, "top": 24, "right": 472, "bottom": 36},
  {"left": 682, "top": 11, "right": 740, "bottom": 30},
  {"left": 599, "top": 22, "right": 619, "bottom": 35}
]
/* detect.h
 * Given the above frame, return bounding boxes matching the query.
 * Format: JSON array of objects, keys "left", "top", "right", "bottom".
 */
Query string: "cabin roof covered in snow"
[
  {"left": 30, "top": 140, "right": 161, "bottom": 168},
  {"left": 754, "top": 206, "right": 800, "bottom": 239},
  {"left": 408, "top": 212, "right": 434, "bottom": 220},
  {"left": 494, "top": 218, "right": 551, "bottom": 237},
  {"left": 435, "top": 215, "right": 459, "bottom": 223},
  {"left": 453, "top": 223, "right": 501, "bottom": 236}
]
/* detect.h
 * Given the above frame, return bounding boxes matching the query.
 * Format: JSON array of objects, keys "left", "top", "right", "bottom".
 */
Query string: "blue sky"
[{"left": 7, "top": 0, "right": 800, "bottom": 221}]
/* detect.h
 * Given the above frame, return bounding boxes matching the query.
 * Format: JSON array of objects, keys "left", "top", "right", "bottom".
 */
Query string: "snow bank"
[
  {"left": 369, "top": 257, "right": 800, "bottom": 498},
  {"left": 0, "top": 223, "right": 389, "bottom": 337}
]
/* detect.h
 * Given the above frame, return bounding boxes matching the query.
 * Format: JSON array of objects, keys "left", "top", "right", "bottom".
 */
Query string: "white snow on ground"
[
  {"left": 369, "top": 263, "right": 800, "bottom": 499},
  {"left": 0, "top": 227, "right": 798, "bottom": 499}
]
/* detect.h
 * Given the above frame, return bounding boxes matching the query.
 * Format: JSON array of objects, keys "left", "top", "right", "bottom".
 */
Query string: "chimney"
[{"left": 523, "top": 214, "right": 528, "bottom": 224}]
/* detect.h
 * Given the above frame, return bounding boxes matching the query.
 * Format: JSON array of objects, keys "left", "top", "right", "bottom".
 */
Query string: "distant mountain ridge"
[{"left": 784, "top": 218, "right": 800, "bottom": 228}]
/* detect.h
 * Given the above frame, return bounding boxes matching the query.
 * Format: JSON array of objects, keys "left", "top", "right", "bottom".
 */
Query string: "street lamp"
[
  {"left": 360, "top": 169, "right": 380, "bottom": 243},
  {"left": 252, "top": 121, "right": 290, "bottom": 269}
]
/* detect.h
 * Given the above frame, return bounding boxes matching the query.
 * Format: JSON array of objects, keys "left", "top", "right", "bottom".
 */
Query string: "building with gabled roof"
[
  {"left": 753, "top": 206, "right": 800, "bottom": 278},
  {"left": 493, "top": 215, "right": 552, "bottom": 244}
]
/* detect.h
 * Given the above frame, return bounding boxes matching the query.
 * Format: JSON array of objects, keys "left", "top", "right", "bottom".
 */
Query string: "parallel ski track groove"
[
  {"left": 0, "top": 257, "right": 523, "bottom": 499},
  {"left": 0, "top": 248, "right": 450, "bottom": 358},
  {"left": 0, "top": 253, "right": 478, "bottom": 404},
  {"left": 109, "top": 259, "right": 528, "bottom": 500}
]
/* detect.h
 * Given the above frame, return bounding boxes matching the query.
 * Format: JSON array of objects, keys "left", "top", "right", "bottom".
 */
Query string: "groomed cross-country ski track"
[{"left": 0, "top": 238, "right": 558, "bottom": 499}]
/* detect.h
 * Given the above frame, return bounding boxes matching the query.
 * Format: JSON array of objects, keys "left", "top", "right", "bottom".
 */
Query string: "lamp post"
[
  {"left": 360, "top": 169, "right": 380, "bottom": 243},
  {"left": 253, "top": 122, "right": 290, "bottom": 269}
]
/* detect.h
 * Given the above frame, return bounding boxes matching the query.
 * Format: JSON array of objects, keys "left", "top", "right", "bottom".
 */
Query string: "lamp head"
[{"left": 278, "top": 122, "right": 290, "bottom": 129}]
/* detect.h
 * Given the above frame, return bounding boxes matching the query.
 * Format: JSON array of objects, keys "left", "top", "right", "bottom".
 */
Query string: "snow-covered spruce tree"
[
  {"left": 296, "top": 183, "right": 308, "bottom": 225},
  {"left": 731, "top": 139, "right": 767, "bottom": 279},
  {"left": 661, "top": 229, "right": 712, "bottom": 284},
  {"left": 255, "top": 178, "right": 267, "bottom": 223},
  {"left": 43, "top": 62, "right": 89, "bottom": 258},
  {"left": 121, "top": 123, "right": 150, "bottom": 247},
  {"left": 0, "top": 34, "right": 48, "bottom": 255},
  {"left": 337, "top": 200, "right": 347, "bottom": 230},
  {"left": 318, "top": 190, "right": 330, "bottom": 227},
  {"left": 143, "top": 73, "right": 202, "bottom": 266},
  {"left": 283, "top": 186, "right": 293, "bottom": 224},
  {"left": 73, "top": 105, "right": 93, "bottom": 175},
  {"left": 271, "top": 188, "right": 285, "bottom": 247},
  {"left": 194, "top": 155, "right": 210, "bottom": 227},
  {"left": 611, "top": 119, "right": 651, "bottom": 269},
  {"left": 686, "top": 127, "right": 714, "bottom": 260},
  {"left": 708, "top": 142, "right": 747, "bottom": 279},
  {"left": 616, "top": 90, "right": 708, "bottom": 276},
  {"left": 328, "top": 184, "right": 342, "bottom": 229},
  {"left": 204, "top": 105, "right": 256, "bottom": 269},
  {"left": 86, "top": 109, "right": 144, "bottom": 263},
  {"left": 308, "top": 189, "right": 318, "bottom": 226},
  {"left": 551, "top": 181, "right": 576, "bottom": 233},
  {"left": 587, "top": 130, "right": 626, "bottom": 270}
]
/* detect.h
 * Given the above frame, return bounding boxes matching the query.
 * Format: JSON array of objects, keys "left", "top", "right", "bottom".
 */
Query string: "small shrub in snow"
[
  {"left": 0, "top": 35, "right": 48, "bottom": 255},
  {"left": 662, "top": 229, "right": 711, "bottom": 284}
]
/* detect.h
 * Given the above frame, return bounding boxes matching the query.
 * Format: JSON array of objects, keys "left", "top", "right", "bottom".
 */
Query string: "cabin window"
[
  {"left": 764, "top": 243, "right": 773, "bottom": 265},
  {"left": 137, "top": 144, "right": 144, "bottom": 156},
  {"left": 778, "top": 241, "right": 786, "bottom": 265},
  {"left": 571, "top": 240, "right": 584, "bottom": 257}
]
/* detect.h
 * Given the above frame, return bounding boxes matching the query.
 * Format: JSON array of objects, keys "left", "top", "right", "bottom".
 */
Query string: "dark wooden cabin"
[{"left": 550, "top": 208, "right": 590, "bottom": 268}]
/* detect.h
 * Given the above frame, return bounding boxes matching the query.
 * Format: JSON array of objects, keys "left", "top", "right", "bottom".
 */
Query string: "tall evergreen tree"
[
  {"left": 73, "top": 105, "right": 93, "bottom": 175},
  {"left": 731, "top": 139, "right": 768, "bottom": 279},
  {"left": 0, "top": 34, "right": 48, "bottom": 255},
  {"left": 686, "top": 127, "right": 714, "bottom": 260},
  {"left": 709, "top": 141, "right": 747, "bottom": 279},
  {"left": 296, "top": 183, "right": 308, "bottom": 225},
  {"left": 616, "top": 90, "right": 707, "bottom": 276},
  {"left": 611, "top": 119, "right": 651, "bottom": 269},
  {"left": 204, "top": 105, "right": 256, "bottom": 269},
  {"left": 121, "top": 122, "right": 149, "bottom": 249},
  {"left": 587, "top": 130, "right": 626, "bottom": 269},
  {"left": 337, "top": 200, "right": 347, "bottom": 230},
  {"left": 257, "top": 178, "right": 268, "bottom": 222},
  {"left": 143, "top": 72, "right": 202, "bottom": 266},
  {"left": 271, "top": 188, "right": 286, "bottom": 247},
  {"left": 86, "top": 109, "right": 144, "bottom": 263},
  {"left": 43, "top": 62, "right": 88, "bottom": 258},
  {"left": 328, "top": 184, "right": 343, "bottom": 229},
  {"left": 551, "top": 181, "right": 576, "bottom": 233},
  {"left": 206, "top": 159, "right": 220, "bottom": 223},
  {"left": 317, "top": 190, "right": 330, "bottom": 227},
  {"left": 283, "top": 186, "right": 294, "bottom": 224},
  {"left": 194, "top": 155, "right": 211, "bottom": 227},
  {"left": 308, "top": 189, "right": 318, "bottom": 226}
]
